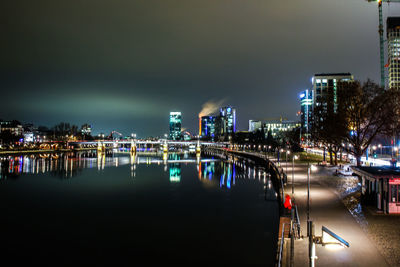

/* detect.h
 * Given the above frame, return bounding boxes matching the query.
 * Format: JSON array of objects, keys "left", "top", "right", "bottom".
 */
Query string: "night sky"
[{"left": 2, "top": 0, "right": 400, "bottom": 137}]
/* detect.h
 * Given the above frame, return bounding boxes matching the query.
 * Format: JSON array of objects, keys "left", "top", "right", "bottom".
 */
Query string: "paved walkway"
[{"left": 275, "top": 159, "right": 390, "bottom": 267}]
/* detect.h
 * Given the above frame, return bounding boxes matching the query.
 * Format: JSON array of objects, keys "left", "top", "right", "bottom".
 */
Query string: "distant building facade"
[
  {"left": 81, "top": 124, "right": 92, "bottom": 136},
  {"left": 183, "top": 132, "right": 192, "bottom": 141},
  {"left": 263, "top": 120, "right": 300, "bottom": 137},
  {"left": 0, "top": 120, "right": 23, "bottom": 136},
  {"left": 169, "top": 112, "right": 182, "bottom": 140},
  {"left": 387, "top": 17, "right": 400, "bottom": 89},
  {"left": 248, "top": 120, "right": 262, "bottom": 132}
]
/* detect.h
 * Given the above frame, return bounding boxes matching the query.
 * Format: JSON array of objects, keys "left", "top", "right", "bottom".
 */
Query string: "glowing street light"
[
  {"left": 308, "top": 224, "right": 350, "bottom": 266},
  {"left": 286, "top": 150, "right": 290, "bottom": 175},
  {"left": 292, "top": 155, "right": 299, "bottom": 195}
]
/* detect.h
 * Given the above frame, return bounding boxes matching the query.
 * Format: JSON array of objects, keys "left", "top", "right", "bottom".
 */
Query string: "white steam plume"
[{"left": 198, "top": 99, "right": 226, "bottom": 118}]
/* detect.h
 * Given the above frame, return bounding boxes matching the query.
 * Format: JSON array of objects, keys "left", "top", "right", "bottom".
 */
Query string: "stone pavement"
[{"left": 276, "top": 160, "right": 390, "bottom": 267}]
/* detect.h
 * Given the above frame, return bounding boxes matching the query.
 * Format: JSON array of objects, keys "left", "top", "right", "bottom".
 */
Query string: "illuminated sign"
[{"left": 389, "top": 178, "right": 400, "bottom": 184}]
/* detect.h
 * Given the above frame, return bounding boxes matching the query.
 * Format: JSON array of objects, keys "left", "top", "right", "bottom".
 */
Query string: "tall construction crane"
[{"left": 367, "top": 0, "right": 400, "bottom": 88}]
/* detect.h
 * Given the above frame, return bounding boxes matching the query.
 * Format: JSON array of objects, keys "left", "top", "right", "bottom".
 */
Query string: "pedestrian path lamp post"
[
  {"left": 308, "top": 223, "right": 350, "bottom": 267},
  {"left": 292, "top": 155, "right": 298, "bottom": 196},
  {"left": 307, "top": 164, "right": 317, "bottom": 237},
  {"left": 279, "top": 148, "right": 284, "bottom": 166},
  {"left": 290, "top": 153, "right": 299, "bottom": 267},
  {"left": 307, "top": 164, "right": 311, "bottom": 236},
  {"left": 286, "top": 150, "right": 290, "bottom": 176}
]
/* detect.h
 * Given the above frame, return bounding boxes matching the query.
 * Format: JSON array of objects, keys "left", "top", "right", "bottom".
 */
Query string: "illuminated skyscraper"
[
  {"left": 169, "top": 112, "right": 182, "bottom": 140},
  {"left": 299, "top": 90, "right": 313, "bottom": 141},
  {"left": 312, "top": 73, "right": 353, "bottom": 115},
  {"left": 219, "top": 106, "right": 236, "bottom": 135},
  {"left": 387, "top": 17, "right": 400, "bottom": 89},
  {"left": 201, "top": 116, "right": 216, "bottom": 139}
]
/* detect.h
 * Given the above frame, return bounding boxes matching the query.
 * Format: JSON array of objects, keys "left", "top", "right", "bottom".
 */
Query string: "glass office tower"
[{"left": 169, "top": 112, "right": 182, "bottom": 140}]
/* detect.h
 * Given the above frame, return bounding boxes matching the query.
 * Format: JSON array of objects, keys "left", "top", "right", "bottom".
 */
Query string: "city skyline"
[{"left": 2, "top": 1, "right": 400, "bottom": 137}]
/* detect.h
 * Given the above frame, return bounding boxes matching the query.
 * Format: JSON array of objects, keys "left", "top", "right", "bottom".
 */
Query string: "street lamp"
[
  {"left": 307, "top": 164, "right": 312, "bottom": 236},
  {"left": 286, "top": 150, "right": 290, "bottom": 175},
  {"left": 292, "top": 155, "right": 299, "bottom": 195},
  {"left": 279, "top": 148, "right": 284, "bottom": 164},
  {"left": 308, "top": 224, "right": 350, "bottom": 267},
  {"left": 378, "top": 144, "right": 382, "bottom": 155},
  {"left": 393, "top": 146, "right": 398, "bottom": 159}
]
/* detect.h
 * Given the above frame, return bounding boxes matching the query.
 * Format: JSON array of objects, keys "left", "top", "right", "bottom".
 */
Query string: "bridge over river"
[{"left": 68, "top": 140, "right": 230, "bottom": 153}]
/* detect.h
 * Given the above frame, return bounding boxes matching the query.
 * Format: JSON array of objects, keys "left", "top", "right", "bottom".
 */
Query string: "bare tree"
[
  {"left": 337, "top": 80, "right": 400, "bottom": 166},
  {"left": 311, "top": 96, "right": 346, "bottom": 165}
]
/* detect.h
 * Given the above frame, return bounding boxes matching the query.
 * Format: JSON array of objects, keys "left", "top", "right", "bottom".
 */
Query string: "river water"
[{"left": 0, "top": 151, "right": 278, "bottom": 265}]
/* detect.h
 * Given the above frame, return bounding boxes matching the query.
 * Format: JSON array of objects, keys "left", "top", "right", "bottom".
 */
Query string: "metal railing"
[
  {"left": 277, "top": 223, "right": 285, "bottom": 267},
  {"left": 295, "top": 205, "right": 302, "bottom": 238}
]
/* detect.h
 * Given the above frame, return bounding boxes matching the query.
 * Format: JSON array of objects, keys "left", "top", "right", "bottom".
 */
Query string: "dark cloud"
[{"left": 1, "top": 0, "right": 399, "bottom": 136}]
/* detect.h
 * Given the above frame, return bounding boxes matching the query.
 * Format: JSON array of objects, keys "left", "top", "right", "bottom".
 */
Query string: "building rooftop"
[
  {"left": 314, "top": 73, "right": 352, "bottom": 77},
  {"left": 264, "top": 120, "right": 300, "bottom": 124},
  {"left": 353, "top": 166, "right": 400, "bottom": 179},
  {"left": 387, "top": 17, "right": 400, "bottom": 32}
]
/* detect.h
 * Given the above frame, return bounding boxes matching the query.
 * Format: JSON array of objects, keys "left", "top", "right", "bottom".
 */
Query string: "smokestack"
[{"left": 199, "top": 117, "right": 202, "bottom": 136}]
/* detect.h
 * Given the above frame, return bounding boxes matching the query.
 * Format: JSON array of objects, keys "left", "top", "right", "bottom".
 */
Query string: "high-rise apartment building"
[
  {"left": 312, "top": 73, "right": 353, "bottom": 115},
  {"left": 387, "top": 17, "right": 400, "bottom": 89},
  {"left": 169, "top": 112, "right": 182, "bottom": 140}
]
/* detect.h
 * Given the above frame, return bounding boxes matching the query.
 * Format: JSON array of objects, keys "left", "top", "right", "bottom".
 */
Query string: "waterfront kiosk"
[{"left": 353, "top": 167, "right": 400, "bottom": 214}]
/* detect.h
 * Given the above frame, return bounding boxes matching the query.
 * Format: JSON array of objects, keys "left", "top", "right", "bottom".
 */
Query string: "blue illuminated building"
[
  {"left": 201, "top": 116, "right": 216, "bottom": 139},
  {"left": 299, "top": 89, "right": 313, "bottom": 142},
  {"left": 169, "top": 112, "right": 182, "bottom": 140},
  {"left": 217, "top": 106, "right": 236, "bottom": 139}
]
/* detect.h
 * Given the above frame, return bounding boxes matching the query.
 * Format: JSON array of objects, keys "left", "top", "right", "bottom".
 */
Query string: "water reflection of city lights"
[{"left": 0, "top": 150, "right": 276, "bottom": 197}]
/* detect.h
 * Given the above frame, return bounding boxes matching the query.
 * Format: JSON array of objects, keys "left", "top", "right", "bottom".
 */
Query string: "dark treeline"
[
  {"left": 39, "top": 122, "right": 94, "bottom": 141},
  {"left": 232, "top": 127, "right": 302, "bottom": 153},
  {"left": 0, "top": 121, "right": 94, "bottom": 145}
]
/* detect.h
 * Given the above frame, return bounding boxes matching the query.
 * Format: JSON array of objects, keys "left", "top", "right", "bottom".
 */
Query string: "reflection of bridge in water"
[
  {"left": 69, "top": 140, "right": 229, "bottom": 153},
  {"left": 0, "top": 151, "right": 218, "bottom": 178},
  {"left": 0, "top": 150, "right": 277, "bottom": 201}
]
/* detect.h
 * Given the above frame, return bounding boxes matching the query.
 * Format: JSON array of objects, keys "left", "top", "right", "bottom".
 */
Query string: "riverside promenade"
[{"left": 275, "top": 159, "right": 389, "bottom": 267}]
